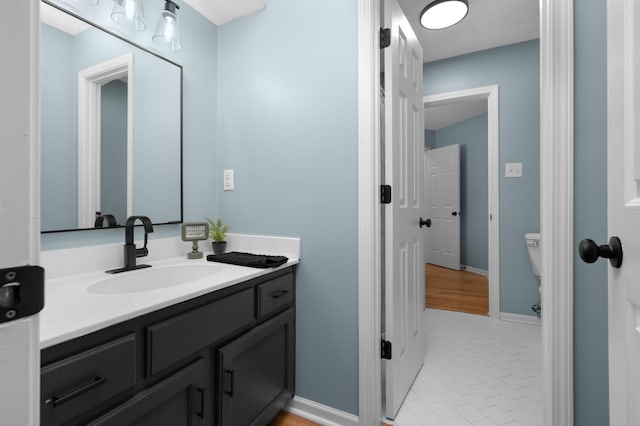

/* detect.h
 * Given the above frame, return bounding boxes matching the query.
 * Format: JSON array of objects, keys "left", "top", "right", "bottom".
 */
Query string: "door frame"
[
  {"left": 423, "top": 86, "right": 500, "bottom": 318},
  {"left": 77, "top": 53, "right": 134, "bottom": 228},
  {"left": 357, "top": 1, "right": 574, "bottom": 425},
  {"left": 0, "top": 0, "right": 41, "bottom": 424}
]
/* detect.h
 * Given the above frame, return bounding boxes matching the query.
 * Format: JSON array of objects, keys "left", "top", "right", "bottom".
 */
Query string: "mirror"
[{"left": 40, "top": 0, "right": 182, "bottom": 233}]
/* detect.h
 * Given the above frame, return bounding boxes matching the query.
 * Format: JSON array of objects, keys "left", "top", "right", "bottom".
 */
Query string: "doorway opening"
[{"left": 423, "top": 86, "right": 500, "bottom": 318}]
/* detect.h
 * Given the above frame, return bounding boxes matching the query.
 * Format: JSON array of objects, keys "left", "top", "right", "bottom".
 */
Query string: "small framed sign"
[{"left": 181, "top": 222, "right": 209, "bottom": 259}]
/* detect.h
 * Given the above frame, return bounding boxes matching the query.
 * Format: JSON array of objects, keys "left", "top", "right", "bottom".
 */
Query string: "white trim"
[
  {"left": 540, "top": 0, "right": 574, "bottom": 424},
  {"left": 423, "top": 85, "right": 500, "bottom": 319},
  {"left": 500, "top": 312, "right": 541, "bottom": 326},
  {"left": 284, "top": 396, "right": 359, "bottom": 426},
  {"left": 461, "top": 265, "right": 488, "bottom": 276},
  {"left": 357, "top": 0, "right": 382, "bottom": 424},
  {"left": 0, "top": 1, "right": 40, "bottom": 424},
  {"left": 77, "top": 53, "right": 134, "bottom": 228}
]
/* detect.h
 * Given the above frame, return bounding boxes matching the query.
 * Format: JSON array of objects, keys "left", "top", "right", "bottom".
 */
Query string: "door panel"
[
  {"left": 607, "top": 0, "right": 640, "bottom": 423},
  {"left": 383, "top": 0, "right": 425, "bottom": 418},
  {"left": 425, "top": 145, "right": 461, "bottom": 270}
]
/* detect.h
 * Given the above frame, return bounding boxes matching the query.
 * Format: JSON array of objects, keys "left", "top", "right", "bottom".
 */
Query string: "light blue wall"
[
  {"left": 425, "top": 129, "right": 436, "bottom": 148},
  {"left": 424, "top": 40, "right": 540, "bottom": 316},
  {"left": 41, "top": 0, "right": 217, "bottom": 249},
  {"left": 216, "top": 0, "right": 359, "bottom": 414},
  {"left": 574, "top": 0, "right": 609, "bottom": 423},
  {"left": 100, "top": 80, "right": 128, "bottom": 225},
  {"left": 432, "top": 113, "right": 488, "bottom": 270},
  {"left": 41, "top": 24, "right": 77, "bottom": 231}
]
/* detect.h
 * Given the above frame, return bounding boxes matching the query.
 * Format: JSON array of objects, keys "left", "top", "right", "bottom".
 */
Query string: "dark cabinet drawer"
[
  {"left": 90, "top": 358, "right": 205, "bottom": 426},
  {"left": 146, "top": 288, "right": 254, "bottom": 376},
  {"left": 257, "top": 273, "right": 294, "bottom": 318},
  {"left": 41, "top": 334, "right": 137, "bottom": 426}
]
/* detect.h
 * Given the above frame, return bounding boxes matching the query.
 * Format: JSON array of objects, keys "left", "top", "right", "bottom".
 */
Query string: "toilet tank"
[{"left": 525, "top": 233, "right": 542, "bottom": 278}]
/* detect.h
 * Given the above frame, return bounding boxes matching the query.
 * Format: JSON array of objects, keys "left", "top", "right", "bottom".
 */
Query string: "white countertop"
[
  {"left": 39, "top": 234, "right": 301, "bottom": 349},
  {"left": 40, "top": 257, "right": 299, "bottom": 349}
]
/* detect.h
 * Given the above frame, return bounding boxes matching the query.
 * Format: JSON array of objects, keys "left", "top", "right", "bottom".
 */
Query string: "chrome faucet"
[{"left": 106, "top": 216, "right": 154, "bottom": 274}]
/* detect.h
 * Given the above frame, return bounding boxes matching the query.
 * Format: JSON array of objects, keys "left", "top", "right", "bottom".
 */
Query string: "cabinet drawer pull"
[
  {"left": 46, "top": 376, "right": 107, "bottom": 408},
  {"left": 270, "top": 289, "right": 289, "bottom": 299}
]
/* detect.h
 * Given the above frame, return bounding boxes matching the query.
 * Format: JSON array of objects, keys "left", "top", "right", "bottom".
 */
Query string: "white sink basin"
[{"left": 87, "top": 264, "right": 223, "bottom": 294}]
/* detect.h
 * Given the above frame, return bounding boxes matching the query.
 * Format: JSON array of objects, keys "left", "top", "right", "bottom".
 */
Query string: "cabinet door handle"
[
  {"left": 224, "top": 370, "right": 234, "bottom": 397},
  {"left": 270, "top": 289, "right": 289, "bottom": 299},
  {"left": 193, "top": 387, "right": 205, "bottom": 419},
  {"left": 45, "top": 376, "right": 107, "bottom": 408}
]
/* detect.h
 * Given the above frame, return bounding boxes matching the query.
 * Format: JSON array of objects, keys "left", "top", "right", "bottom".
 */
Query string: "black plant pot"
[{"left": 212, "top": 241, "right": 227, "bottom": 255}]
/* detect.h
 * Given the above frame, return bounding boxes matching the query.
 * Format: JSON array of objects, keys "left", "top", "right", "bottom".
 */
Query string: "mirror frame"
[{"left": 40, "top": 0, "right": 184, "bottom": 233}]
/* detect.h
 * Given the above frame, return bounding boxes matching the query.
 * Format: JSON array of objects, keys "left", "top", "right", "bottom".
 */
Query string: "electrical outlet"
[
  {"left": 505, "top": 162, "right": 523, "bottom": 178},
  {"left": 223, "top": 169, "right": 234, "bottom": 191}
]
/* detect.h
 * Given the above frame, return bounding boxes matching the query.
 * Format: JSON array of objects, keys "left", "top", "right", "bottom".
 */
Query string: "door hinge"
[
  {"left": 381, "top": 185, "right": 392, "bottom": 204},
  {"left": 380, "top": 28, "right": 391, "bottom": 49},
  {"left": 381, "top": 339, "right": 392, "bottom": 360}
]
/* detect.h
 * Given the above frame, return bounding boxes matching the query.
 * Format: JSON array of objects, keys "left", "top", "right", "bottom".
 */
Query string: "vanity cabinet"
[{"left": 40, "top": 266, "right": 296, "bottom": 426}]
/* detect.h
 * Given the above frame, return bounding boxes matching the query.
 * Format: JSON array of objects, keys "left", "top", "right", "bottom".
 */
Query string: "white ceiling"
[
  {"left": 425, "top": 100, "right": 487, "bottom": 131},
  {"left": 182, "top": 0, "right": 265, "bottom": 26},
  {"left": 400, "top": 0, "right": 538, "bottom": 129},
  {"left": 397, "top": 0, "right": 539, "bottom": 63},
  {"left": 41, "top": 2, "right": 91, "bottom": 35}
]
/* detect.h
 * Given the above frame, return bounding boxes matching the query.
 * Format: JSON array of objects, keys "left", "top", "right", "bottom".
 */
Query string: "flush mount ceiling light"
[
  {"left": 420, "top": 0, "right": 469, "bottom": 30},
  {"left": 153, "top": 0, "right": 182, "bottom": 51},
  {"left": 111, "top": 0, "right": 146, "bottom": 31}
]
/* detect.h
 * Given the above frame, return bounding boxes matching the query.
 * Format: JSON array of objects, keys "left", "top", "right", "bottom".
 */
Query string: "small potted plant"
[{"left": 206, "top": 218, "right": 230, "bottom": 254}]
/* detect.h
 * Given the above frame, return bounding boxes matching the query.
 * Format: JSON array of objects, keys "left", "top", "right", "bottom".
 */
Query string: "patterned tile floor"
[{"left": 393, "top": 309, "right": 542, "bottom": 426}]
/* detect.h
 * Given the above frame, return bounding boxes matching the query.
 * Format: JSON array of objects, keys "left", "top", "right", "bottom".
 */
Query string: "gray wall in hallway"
[
  {"left": 430, "top": 113, "right": 489, "bottom": 271},
  {"left": 574, "top": 0, "right": 609, "bottom": 423},
  {"left": 424, "top": 40, "right": 540, "bottom": 316}
]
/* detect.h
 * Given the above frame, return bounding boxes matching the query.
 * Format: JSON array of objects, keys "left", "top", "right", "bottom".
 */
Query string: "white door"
[
  {"left": 0, "top": 0, "right": 40, "bottom": 424},
  {"left": 383, "top": 0, "right": 425, "bottom": 419},
  {"left": 424, "top": 145, "right": 461, "bottom": 270},
  {"left": 607, "top": 0, "right": 640, "bottom": 423}
]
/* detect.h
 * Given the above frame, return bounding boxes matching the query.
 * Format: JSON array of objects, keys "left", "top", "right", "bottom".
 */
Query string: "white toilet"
[
  {"left": 525, "top": 233, "right": 542, "bottom": 281},
  {"left": 525, "top": 233, "right": 542, "bottom": 317}
]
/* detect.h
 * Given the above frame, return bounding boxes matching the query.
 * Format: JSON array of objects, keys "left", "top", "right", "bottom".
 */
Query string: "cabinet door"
[
  {"left": 90, "top": 359, "right": 205, "bottom": 426},
  {"left": 218, "top": 308, "right": 295, "bottom": 426}
]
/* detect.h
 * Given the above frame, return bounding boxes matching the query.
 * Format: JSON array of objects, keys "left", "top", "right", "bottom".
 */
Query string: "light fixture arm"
[{"left": 164, "top": 0, "right": 180, "bottom": 14}]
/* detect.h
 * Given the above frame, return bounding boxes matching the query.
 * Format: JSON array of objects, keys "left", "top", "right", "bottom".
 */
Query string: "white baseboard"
[
  {"left": 284, "top": 396, "right": 359, "bottom": 426},
  {"left": 461, "top": 265, "right": 488, "bottom": 276},
  {"left": 500, "top": 312, "right": 541, "bottom": 326}
]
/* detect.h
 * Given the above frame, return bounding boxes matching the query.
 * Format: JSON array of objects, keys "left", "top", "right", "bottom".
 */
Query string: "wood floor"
[
  {"left": 269, "top": 412, "right": 320, "bottom": 426},
  {"left": 425, "top": 263, "right": 489, "bottom": 316}
]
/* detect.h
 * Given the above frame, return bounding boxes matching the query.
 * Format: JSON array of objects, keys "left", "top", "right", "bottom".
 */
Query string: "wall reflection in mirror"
[{"left": 40, "top": 1, "right": 182, "bottom": 233}]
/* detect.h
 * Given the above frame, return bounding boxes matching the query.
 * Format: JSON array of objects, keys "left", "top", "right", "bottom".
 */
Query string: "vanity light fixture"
[
  {"left": 111, "top": 0, "right": 146, "bottom": 31},
  {"left": 420, "top": 0, "right": 469, "bottom": 30},
  {"left": 153, "top": 0, "right": 182, "bottom": 51}
]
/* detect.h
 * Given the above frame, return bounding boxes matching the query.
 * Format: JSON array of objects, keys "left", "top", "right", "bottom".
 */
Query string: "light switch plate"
[
  {"left": 505, "top": 162, "right": 523, "bottom": 178},
  {"left": 223, "top": 169, "right": 234, "bottom": 191}
]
